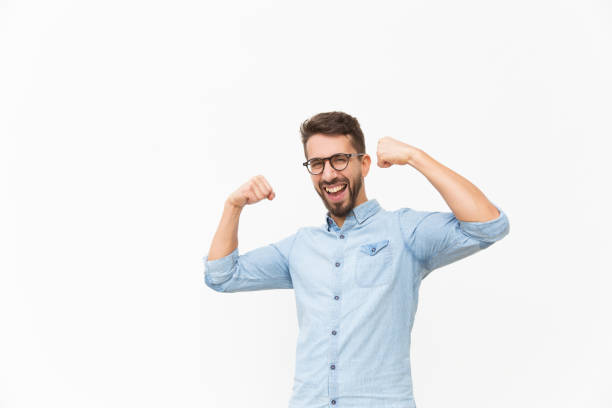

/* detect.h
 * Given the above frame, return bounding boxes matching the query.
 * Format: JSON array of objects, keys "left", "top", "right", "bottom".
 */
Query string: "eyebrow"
[{"left": 307, "top": 153, "right": 350, "bottom": 161}]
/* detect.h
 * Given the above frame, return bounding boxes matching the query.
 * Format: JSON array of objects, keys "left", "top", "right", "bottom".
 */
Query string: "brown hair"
[{"left": 299, "top": 111, "right": 366, "bottom": 159}]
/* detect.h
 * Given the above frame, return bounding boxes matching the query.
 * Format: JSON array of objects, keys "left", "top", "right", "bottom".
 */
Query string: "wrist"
[
  {"left": 224, "top": 198, "right": 244, "bottom": 212},
  {"left": 406, "top": 147, "right": 424, "bottom": 167}
]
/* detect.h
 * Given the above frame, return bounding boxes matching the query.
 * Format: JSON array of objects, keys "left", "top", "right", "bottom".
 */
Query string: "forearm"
[
  {"left": 206, "top": 199, "right": 244, "bottom": 261},
  {"left": 408, "top": 149, "right": 500, "bottom": 222}
]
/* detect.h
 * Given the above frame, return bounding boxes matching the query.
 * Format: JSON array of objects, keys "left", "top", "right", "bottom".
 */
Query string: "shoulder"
[{"left": 391, "top": 206, "right": 440, "bottom": 224}]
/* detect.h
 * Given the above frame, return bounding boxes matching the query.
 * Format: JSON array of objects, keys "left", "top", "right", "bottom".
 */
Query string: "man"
[{"left": 203, "top": 111, "right": 510, "bottom": 407}]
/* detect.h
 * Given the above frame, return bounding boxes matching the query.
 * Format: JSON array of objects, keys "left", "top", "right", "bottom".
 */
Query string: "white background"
[{"left": 1, "top": 0, "right": 611, "bottom": 407}]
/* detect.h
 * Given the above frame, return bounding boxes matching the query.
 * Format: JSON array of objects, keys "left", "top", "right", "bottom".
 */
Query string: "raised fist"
[{"left": 227, "top": 175, "right": 276, "bottom": 208}]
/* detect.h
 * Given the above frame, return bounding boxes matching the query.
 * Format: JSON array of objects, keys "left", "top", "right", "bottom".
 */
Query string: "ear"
[{"left": 361, "top": 154, "right": 371, "bottom": 177}]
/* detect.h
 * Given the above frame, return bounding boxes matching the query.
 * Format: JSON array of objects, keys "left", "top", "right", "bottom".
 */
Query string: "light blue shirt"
[{"left": 204, "top": 198, "right": 510, "bottom": 407}]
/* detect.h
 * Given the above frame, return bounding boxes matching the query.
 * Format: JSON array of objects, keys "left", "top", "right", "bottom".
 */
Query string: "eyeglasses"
[{"left": 302, "top": 153, "right": 365, "bottom": 175}]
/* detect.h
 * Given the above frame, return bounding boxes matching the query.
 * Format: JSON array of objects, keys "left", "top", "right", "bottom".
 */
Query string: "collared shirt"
[{"left": 204, "top": 198, "right": 510, "bottom": 408}]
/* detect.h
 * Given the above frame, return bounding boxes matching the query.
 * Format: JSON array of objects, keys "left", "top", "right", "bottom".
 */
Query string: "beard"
[{"left": 316, "top": 174, "right": 363, "bottom": 219}]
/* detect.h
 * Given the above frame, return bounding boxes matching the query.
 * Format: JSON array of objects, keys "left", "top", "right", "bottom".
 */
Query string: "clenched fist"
[
  {"left": 227, "top": 175, "right": 276, "bottom": 208},
  {"left": 376, "top": 136, "right": 420, "bottom": 168}
]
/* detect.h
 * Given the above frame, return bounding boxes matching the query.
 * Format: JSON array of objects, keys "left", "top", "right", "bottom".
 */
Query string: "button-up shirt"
[{"left": 204, "top": 198, "right": 510, "bottom": 407}]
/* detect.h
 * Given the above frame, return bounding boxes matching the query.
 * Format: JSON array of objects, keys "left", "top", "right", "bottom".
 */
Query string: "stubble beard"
[{"left": 317, "top": 175, "right": 363, "bottom": 219}]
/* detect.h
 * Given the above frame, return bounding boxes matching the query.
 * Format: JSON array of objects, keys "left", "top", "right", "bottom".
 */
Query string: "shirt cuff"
[
  {"left": 458, "top": 202, "right": 510, "bottom": 243},
  {"left": 203, "top": 247, "right": 239, "bottom": 284}
]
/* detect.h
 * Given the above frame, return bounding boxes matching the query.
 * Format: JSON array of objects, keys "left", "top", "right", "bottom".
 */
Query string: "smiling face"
[{"left": 305, "top": 133, "right": 371, "bottom": 221}]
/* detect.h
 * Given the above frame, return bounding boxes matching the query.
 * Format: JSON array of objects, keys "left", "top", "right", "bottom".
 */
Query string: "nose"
[{"left": 321, "top": 158, "right": 338, "bottom": 180}]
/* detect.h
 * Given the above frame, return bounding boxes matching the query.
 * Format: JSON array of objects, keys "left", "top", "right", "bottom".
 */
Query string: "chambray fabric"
[{"left": 204, "top": 198, "right": 510, "bottom": 407}]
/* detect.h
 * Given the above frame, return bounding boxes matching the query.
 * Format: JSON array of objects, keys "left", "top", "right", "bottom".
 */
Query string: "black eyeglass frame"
[{"left": 302, "top": 153, "right": 365, "bottom": 175}]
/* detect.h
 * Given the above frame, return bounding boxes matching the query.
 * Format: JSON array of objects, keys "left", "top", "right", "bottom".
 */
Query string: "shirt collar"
[{"left": 326, "top": 198, "right": 382, "bottom": 231}]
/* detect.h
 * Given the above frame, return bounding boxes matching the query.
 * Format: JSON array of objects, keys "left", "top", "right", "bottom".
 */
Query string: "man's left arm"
[
  {"left": 377, "top": 137, "right": 510, "bottom": 276},
  {"left": 377, "top": 136, "right": 501, "bottom": 222}
]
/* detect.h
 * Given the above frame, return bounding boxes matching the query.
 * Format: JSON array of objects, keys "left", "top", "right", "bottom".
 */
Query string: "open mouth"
[{"left": 324, "top": 183, "right": 348, "bottom": 202}]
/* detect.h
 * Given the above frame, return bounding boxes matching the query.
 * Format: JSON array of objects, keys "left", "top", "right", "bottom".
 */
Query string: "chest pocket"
[{"left": 355, "top": 239, "right": 393, "bottom": 287}]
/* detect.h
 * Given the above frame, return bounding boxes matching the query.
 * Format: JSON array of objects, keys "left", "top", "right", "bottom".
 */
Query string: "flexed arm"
[
  {"left": 376, "top": 137, "right": 501, "bottom": 222},
  {"left": 204, "top": 175, "right": 297, "bottom": 293},
  {"left": 207, "top": 175, "right": 275, "bottom": 261},
  {"left": 376, "top": 137, "right": 510, "bottom": 277}
]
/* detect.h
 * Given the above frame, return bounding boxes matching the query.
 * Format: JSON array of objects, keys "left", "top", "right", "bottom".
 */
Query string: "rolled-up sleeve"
[
  {"left": 399, "top": 202, "right": 510, "bottom": 278},
  {"left": 203, "top": 229, "right": 299, "bottom": 293}
]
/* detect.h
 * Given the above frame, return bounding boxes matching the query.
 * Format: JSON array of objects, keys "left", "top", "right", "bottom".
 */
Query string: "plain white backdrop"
[{"left": 1, "top": 0, "right": 611, "bottom": 407}]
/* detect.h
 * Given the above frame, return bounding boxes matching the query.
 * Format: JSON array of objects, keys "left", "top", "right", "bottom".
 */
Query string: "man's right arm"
[
  {"left": 203, "top": 175, "right": 296, "bottom": 293},
  {"left": 206, "top": 199, "right": 244, "bottom": 263}
]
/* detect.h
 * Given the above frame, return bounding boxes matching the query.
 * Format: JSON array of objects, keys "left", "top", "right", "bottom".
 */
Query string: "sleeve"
[
  {"left": 398, "top": 202, "right": 510, "bottom": 279},
  {"left": 203, "top": 229, "right": 299, "bottom": 293}
]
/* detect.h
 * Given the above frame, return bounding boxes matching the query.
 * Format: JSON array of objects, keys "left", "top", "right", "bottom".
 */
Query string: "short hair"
[{"left": 299, "top": 111, "right": 366, "bottom": 159}]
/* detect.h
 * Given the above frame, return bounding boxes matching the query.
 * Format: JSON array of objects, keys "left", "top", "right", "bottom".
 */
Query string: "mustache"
[{"left": 321, "top": 179, "right": 349, "bottom": 188}]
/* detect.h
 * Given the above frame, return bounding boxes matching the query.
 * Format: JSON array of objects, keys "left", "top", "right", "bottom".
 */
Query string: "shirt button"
[
  {"left": 331, "top": 330, "right": 337, "bottom": 335},
  {"left": 334, "top": 295, "right": 339, "bottom": 300},
  {"left": 331, "top": 400, "right": 336, "bottom": 405},
  {"left": 339, "top": 234, "right": 344, "bottom": 239},
  {"left": 330, "top": 364, "right": 335, "bottom": 370},
  {"left": 371, "top": 248, "right": 375, "bottom": 253},
  {"left": 335, "top": 262, "right": 340, "bottom": 267}
]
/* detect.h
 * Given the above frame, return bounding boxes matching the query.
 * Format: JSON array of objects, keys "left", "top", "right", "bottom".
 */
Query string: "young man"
[{"left": 203, "top": 111, "right": 510, "bottom": 408}]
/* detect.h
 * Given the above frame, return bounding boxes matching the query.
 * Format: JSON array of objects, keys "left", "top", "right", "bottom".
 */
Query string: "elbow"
[
  {"left": 494, "top": 214, "right": 510, "bottom": 241},
  {"left": 204, "top": 270, "right": 235, "bottom": 293},
  {"left": 203, "top": 249, "right": 240, "bottom": 292},
  {"left": 486, "top": 215, "right": 510, "bottom": 244},
  {"left": 501, "top": 216, "right": 510, "bottom": 238},
  {"left": 483, "top": 216, "right": 510, "bottom": 244},
  {"left": 205, "top": 276, "right": 224, "bottom": 292},
  {"left": 458, "top": 210, "right": 510, "bottom": 244}
]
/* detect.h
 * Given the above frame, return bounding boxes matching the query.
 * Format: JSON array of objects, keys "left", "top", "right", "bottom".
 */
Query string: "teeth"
[{"left": 325, "top": 184, "right": 346, "bottom": 193}]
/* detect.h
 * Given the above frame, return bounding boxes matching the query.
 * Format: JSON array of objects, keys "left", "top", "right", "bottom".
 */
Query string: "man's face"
[{"left": 305, "top": 134, "right": 370, "bottom": 218}]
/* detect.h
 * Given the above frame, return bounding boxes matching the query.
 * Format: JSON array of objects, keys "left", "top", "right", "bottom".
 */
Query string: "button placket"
[{"left": 328, "top": 230, "right": 346, "bottom": 403}]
